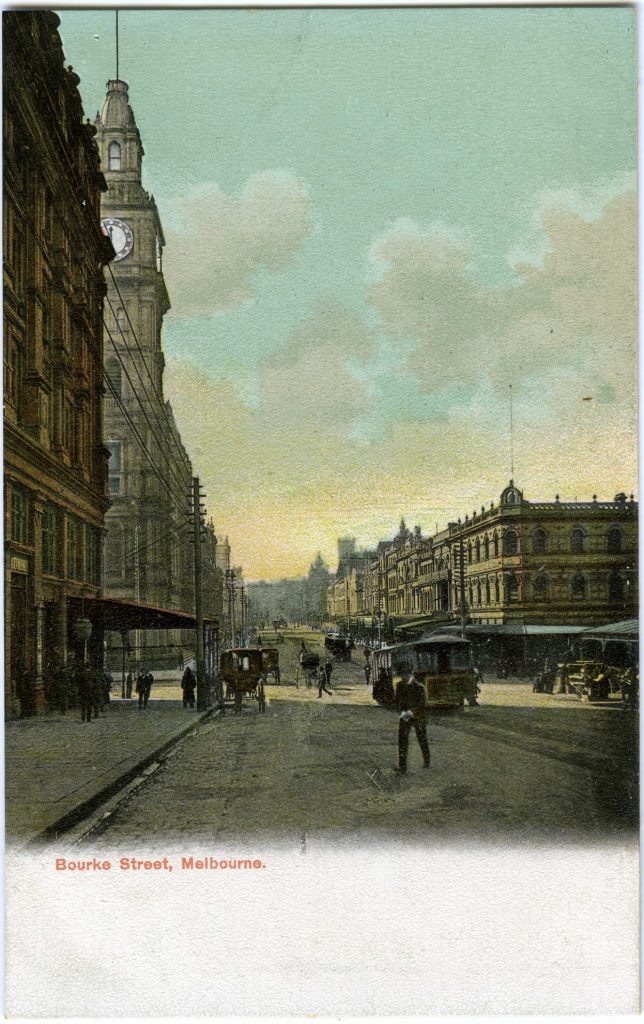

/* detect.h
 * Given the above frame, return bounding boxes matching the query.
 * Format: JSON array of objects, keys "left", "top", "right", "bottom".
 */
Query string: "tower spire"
[
  {"left": 509, "top": 384, "right": 515, "bottom": 480},
  {"left": 115, "top": 10, "right": 119, "bottom": 81}
]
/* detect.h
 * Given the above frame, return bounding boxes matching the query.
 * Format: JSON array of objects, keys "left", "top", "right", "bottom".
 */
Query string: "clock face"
[{"left": 102, "top": 217, "right": 134, "bottom": 262}]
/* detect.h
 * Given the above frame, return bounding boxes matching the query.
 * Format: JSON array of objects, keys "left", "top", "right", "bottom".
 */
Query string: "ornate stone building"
[
  {"left": 3, "top": 12, "right": 115, "bottom": 714},
  {"left": 333, "top": 482, "right": 638, "bottom": 630},
  {"left": 94, "top": 79, "right": 218, "bottom": 666}
]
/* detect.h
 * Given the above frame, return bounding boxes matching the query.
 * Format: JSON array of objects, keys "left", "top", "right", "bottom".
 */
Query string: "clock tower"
[{"left": 95, "top": 80, "right": 195, "bottom": 665}]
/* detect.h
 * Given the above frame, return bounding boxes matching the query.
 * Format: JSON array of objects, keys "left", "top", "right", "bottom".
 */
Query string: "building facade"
[
  {"left": 331, "top": 482, "right": 638, "bottom": 630},
  {"left": 3, "top": 12, "right": 115, "bottom": 715},
  {"left": 94, "top": 79, "right": 205, "bottom": 667}
]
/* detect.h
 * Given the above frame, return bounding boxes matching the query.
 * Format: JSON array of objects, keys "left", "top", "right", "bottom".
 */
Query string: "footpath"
[{"left": 6, "top": 689, "right": 213, "bottom": 844}]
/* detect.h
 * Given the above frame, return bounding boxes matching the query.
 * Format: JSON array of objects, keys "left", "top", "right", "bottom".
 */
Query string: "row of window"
[
  {"left": 461, "top": 570, "right": 625, "bottom": 606},
  {"left": 9, "top": 486, "right": 101, "bottom": 583}
]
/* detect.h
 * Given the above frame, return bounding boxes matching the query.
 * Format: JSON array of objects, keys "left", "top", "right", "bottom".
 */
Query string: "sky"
[{"left": 57, "top": 8, "right": 637, "bottom": 580}]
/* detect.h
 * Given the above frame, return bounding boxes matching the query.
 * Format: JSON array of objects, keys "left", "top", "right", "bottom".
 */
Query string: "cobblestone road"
[{"left": 78, "top": 629, "right": 637, "bottom": 847}]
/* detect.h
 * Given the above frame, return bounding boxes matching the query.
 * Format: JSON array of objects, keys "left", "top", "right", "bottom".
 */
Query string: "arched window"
[
  {"left": 493, "top": 532, "right": 499, "bottom": 557},
  {"left": 571, "top": 528, "right": 585, "bottom": 554},
  {"left": 505, "top": 573, "right": 519, "bottom": 603},
  {"left": 533, "top": 528, "right": 547, "bottom": 555},
  {"left": 571, "top": 573, "right": 586, "bottom": 600},
  {"left": 475, "top": 538, "right": 481, "bottom": 562},
  {"left": 476, "top": 581, "right": 482, "bottom": 605},
  {"left": 607, "top": 527, "right": 623, "bottom": 554},
  {"left": 468, "top": 583, "right": 473, "bottom": 606},
  {"left": 109, "top": 140, "right": 121, "bottom": 171},
  {"left": 495, "top": 578, "right": 500, "bottom": 603},
  {"left": 608, "top": 571, "right": 624, "bottom": 604},
  {"left": 485, "top": 579, "right": 491, "bottom": 604},
  {"left": 503, "top": 529, "right": 518, "bottom": 557},
  {"left": 106, "top": 357, "right": 121, "bottom": 398},
  {"left": 116, "top": 307, "right": 127, "bottom": 331},
  {"left": 467, "top": 541, "right": 472, "bottom": 565},
  {"left": 533, "top": 573, "right": 548, "bottom": 601},
  {"left": 484, "top": 535, "right": 490, "bottom": 560}
]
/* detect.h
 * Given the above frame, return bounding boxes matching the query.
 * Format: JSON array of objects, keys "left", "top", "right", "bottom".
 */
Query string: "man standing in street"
[
  {"left": 323, "top": 657, "right": 333, "bottom": 689},
  {"left": 317, "top": 665, "right": 333, "bottom": 698},
  {"left": 395, "top": 671, "right": 431, "bottom": 774}
]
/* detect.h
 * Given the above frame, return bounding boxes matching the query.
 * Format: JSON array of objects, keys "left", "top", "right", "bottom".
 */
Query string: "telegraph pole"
[{"left": 192, "top": 476, "right": 207, "bottom": 710}]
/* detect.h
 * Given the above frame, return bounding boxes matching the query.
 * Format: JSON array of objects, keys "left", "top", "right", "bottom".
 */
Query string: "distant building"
[
  {"left": 3, "top": 12, "right": 114, "bottom": 714},
  {"left": 333, "top": 482, "right": 638, "bottom": 630}
]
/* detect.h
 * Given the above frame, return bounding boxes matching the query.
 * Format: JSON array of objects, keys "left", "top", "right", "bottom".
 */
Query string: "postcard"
[{"left": 3, "top": 5, "right": 639, "bottom": 1016}]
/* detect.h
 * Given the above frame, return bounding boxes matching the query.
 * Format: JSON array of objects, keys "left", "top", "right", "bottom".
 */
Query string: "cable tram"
[{"left": 371, "top": 634, "right": 476, "bottom": 710}]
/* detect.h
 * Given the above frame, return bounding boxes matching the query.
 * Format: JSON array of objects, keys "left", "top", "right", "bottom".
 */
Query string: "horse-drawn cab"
[
  {"left": 261, "top": 647, "right": 281, "bottom": 684},
  {"left": 220, "top": 648, "right": 266, "bottom": 713}
]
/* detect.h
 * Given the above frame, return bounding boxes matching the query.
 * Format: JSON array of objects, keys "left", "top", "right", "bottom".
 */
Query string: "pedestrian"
[
  {"left": 324, "top": 657, "right": 333, "bottom": 688},
  {"left": 52, "top": 653, "right": 68, "bottom": 715},
  {"left": 136, "top": 668, "right": 154, "bottom": 709},
  {"left": 75, "top": 662, "right": 93, "bottom": 723},
  {"left": 395, "top": 671, "right": 431, "bottom": 774},
  {"left": 181, "top": 665, "right": 196, "bottom": 708},
  {"left": 102, "top": 670, "right": 113, "bottom": 707},
  {"left": 14, "top": 659, "right": 32, "bottom": 718},
  {"left": 364, "top": 661, "right": 372, "bottom": 687},
  {"left": 317, "top": 666, "right": 333, "bottom": 698},
  {"left": 125, "top": 670, "right": 134, "bottom": 699},
  {"left": 468, "top": 665, "right": 482, "bottom": 706},
  {"left": 90, "top": 666, "right": 104, "bottom": 719}
]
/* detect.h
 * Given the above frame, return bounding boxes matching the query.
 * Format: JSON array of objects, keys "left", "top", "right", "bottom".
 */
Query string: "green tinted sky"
[{"left": 57, "top": 9, "right": 637, "bottom": 577}]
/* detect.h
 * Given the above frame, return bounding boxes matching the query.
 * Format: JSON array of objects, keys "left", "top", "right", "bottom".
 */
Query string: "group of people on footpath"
[
  {"left": 35, "top": 653, "right": 114, "bottom": 723},
  {"left": 124, "top": 668, "right": 155, "bottom": 709}
]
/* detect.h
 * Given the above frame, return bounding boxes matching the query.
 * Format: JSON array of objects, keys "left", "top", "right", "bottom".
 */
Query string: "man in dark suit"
[{"left": 395, "top": 672, "right": 431, "bottom": 774}]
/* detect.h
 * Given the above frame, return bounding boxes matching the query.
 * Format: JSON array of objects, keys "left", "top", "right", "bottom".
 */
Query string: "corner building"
[
  {"left": 94, "top": 80, "right": 197, "bottom": 667},
  {"left": 3, "top": 12, "right": 114, "bottom": 714}
]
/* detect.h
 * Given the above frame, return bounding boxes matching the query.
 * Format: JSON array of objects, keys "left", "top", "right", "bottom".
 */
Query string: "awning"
[
  {"left": 83, "top": 596, "right": 218, "bottom": 632},
  {"left": 580, "top": 619, "right": 639, "bottom": 640},
  {"left": 434, "top": 623, "right": 586, "bottom": 638}
]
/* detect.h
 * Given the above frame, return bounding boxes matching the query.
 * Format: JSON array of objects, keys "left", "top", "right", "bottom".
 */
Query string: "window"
[
  {"left": 106, "top": 525, "right": 124, "bottom": 579},
  {"left": 485, "top": 579, "right": 491, "bottom": 604},
  {"left": 571, "top": 528, "right": 585, "bottom": 555},
  {"left": 493, "top": 532, "right": 499, "bottom": 557},
  {"left": 495, "top": 578, "right": 500, "bottom": 603},
  {"left": 503, "top": 530, "right": 518, "bottom": 557},
  {"left": 484, "top": 536, "right": 490, "bottom": 560},
  {"left": 476, "top": 581, "right": 482, "bottom": 605},
  {"left": 106, "top": 358, "right": 122, "bottom": 399},
  {"left": 607, "top": 527, "right": 622, "bottom": 555},
  {"left": 608, "top": 571, "right": 624, "bottom": 604},
  {"left": 4, "top": 332, "right": 24, "bottom": 412},
  {"left": 533, "top": 573, "right": 548, "bottom": 601},
  {"left": 533, "top": 528, "right": 547, "bottom": 555},
  {"left": 468, "top": 541, "right": 472, "bottom": 565},
  {"left": 107, "top": 440, "right": 123, "bottom": 495},
  {"left": 66, "top": 516, "right": 80, "bottom": 579},
  {"left": 505, "top": 573, "right": 519, "bottom": 603},
  {"left": 42, "top": 505, "right": 57, "bottom": 575},
  {"left": 109, "top": 141, "right": 122, "bottom": 171},
  {"left": 475, "top": 538, "right": 481, "bottom": 562},
  {"left": 63, "top": 400, "right": 75, "bottom": 455},
  {"left": 116, "top": 307, "right": 127, "bottom": 331},
  {"left": 571, "top": 573, "right": 586, "bottom": 600},
  {"left": 85, "top": 525, "right": 100, "bottom": 584},
  {"left": 11, "top": 486, "right": 30, "bottom": 545}
]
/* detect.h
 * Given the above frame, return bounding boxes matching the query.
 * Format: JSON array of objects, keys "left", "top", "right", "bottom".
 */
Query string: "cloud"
[
  {"left": 368, "top": 189, "right": 637, "bottom": 417},
  {"left": 163, "top": 171, "right": 314, "bottom": 315}
]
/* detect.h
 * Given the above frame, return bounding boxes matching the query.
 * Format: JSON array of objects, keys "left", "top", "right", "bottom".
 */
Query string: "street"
[{"left": 80, "top": 628, "right": 637, "bottom": 847}]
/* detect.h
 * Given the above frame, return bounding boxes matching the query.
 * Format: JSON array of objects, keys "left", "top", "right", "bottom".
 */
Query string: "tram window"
[
  {"left": 415, "top": 648, "right": 437, "bottom": 673},
  {"left": 449, "top": 648, "right": 471, "bottom": 671},
  {"left": 242, "top": 656, "right": 250, "bottom": 671}
]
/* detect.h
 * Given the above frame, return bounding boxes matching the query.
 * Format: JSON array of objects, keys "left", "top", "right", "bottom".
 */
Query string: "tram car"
[
  {"left": 324, "top": 632, "right": 354, "bottom": 662},
  {"left": 371, "top": 634, "right": 476, "bottom": 710},
  {"left": 261, "top": 647, "right": 281, "bottom": 684},
  {"left": 220, "top": 648, "right": 266, "bottom": 713}
]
